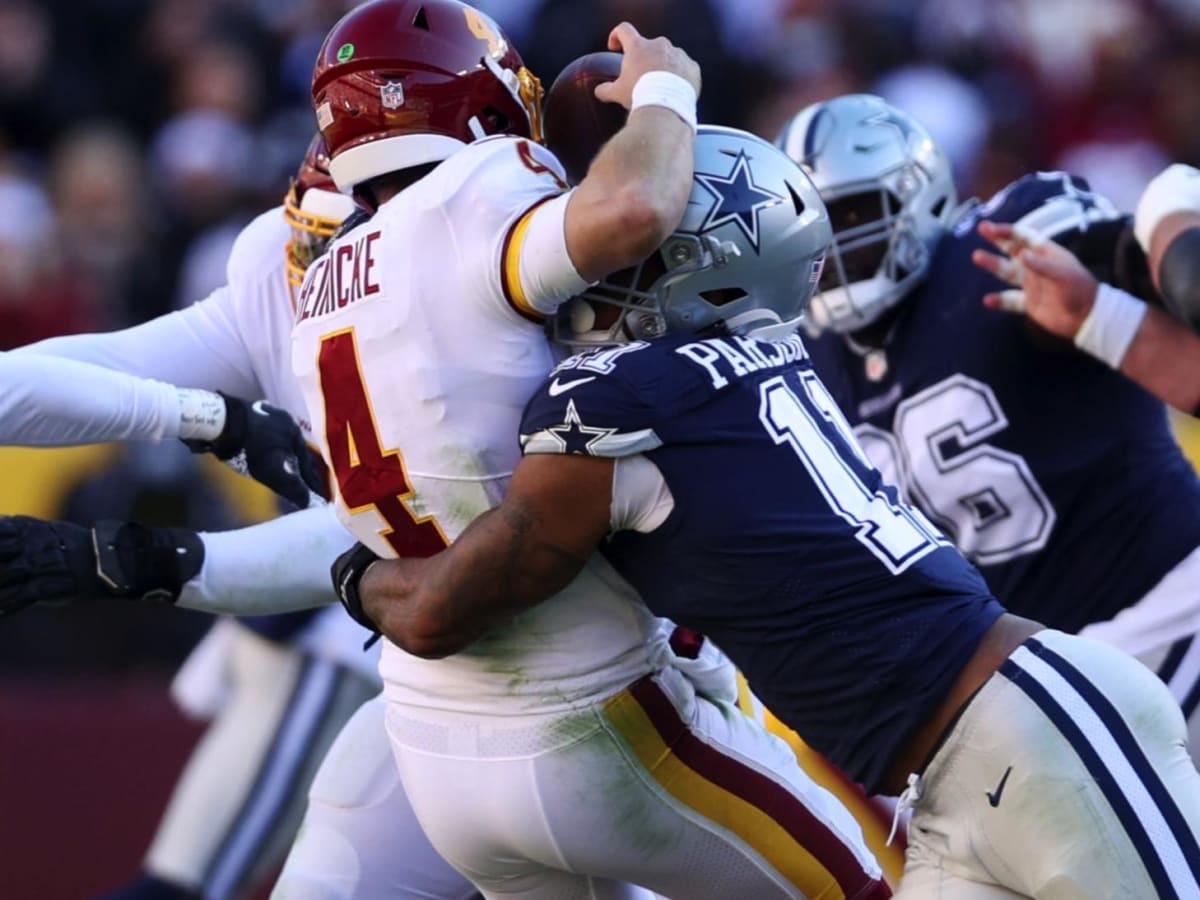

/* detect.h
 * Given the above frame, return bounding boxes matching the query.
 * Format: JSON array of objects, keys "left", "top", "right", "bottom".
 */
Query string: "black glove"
[
  {"left": 0, "top": 516, "right": 204, "bottom": 617},
  {"left": 183, "top": 393, "right": 327, "bottom": 509},
  {"left": 331, "top": 541, "right": 383, "bottom": 642}
]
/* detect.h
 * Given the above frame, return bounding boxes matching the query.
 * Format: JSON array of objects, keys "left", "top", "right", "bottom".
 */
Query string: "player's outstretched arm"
[
  {"left": 972, "top": 221, "right": 1200, "bottom": 415},
  {"left": 0, "top": 504, "right": 354, "bottom": 618},
  {"left": 562, "top": 23, "right": 701, "bottom": 281},
  {"left": 334, "top": 454, "right": 614, "bottom": 658},
  {"left": 0, "top": 352, "right": 324, "bottom": 507}
]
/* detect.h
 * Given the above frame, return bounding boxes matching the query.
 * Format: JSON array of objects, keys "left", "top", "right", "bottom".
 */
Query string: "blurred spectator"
[
  {"left": 47, "top": 124, "right": 168, "bottom": 328},
  {"left": 0, "top": 174, "right": 97, "bottom": 349},
  {"left": 0, "top": 1, "right": 99, "bottom": 157},
  {"left": 150, "top": 110, "right": 256, "bottom": 311}
]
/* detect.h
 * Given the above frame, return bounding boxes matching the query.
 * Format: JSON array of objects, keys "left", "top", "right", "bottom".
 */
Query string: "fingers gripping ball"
[{"left": 543, "top": 51, "right": 626, "bottom": 186}]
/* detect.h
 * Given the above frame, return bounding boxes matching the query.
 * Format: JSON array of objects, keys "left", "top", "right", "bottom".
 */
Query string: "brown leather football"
[{"left": 543, "top": 51, "right": 627, "bottom": 185}]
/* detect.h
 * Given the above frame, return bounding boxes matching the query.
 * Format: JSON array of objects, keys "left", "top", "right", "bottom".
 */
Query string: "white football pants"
[
  {"left": 384, "top": 663, "right": 887, "bottom": 900},
  {"left": 1081, "top": 543, "right": 1200, "bottom": 763},
  {"left": 272, "top": 693, "right": 477, "bottom": 900},
  {"left": 894, "top": 629, "right": 1200, "bottom": 899}
]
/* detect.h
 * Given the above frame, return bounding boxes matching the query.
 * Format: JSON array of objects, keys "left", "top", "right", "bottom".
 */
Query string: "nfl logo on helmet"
[{"left": 380, "top": 81, "right": 405, "bottom": 110}]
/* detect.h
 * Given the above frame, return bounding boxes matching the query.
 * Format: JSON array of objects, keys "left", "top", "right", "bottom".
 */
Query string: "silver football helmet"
[
  {"left": 776, "top": 94, "right": 956, "bottom": 334},
  {"left": 549, "top": 125, "right": 831, "bottom": 351}
]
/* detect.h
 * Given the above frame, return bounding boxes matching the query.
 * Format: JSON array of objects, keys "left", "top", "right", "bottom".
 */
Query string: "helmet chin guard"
[
  {"left": 549, "top": 126, "right": 831, "bottom": 353},
  {"left": 776, "top": 94, "right": 956, "bottom": 334}
]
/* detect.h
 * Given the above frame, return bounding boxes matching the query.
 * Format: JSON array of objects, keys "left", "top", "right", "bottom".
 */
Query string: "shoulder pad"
[
  {"left": 226, "top": 206, "right": 289, "bottom": 288},
  {"left": 956, "top": 171, "right": 1120, "bottom": 239},
  {"left": 521, "top": 343, "right": 665, "bottom": 457},
  {"left": 423, "top": 137, "right": 568, "bottom": 204}
]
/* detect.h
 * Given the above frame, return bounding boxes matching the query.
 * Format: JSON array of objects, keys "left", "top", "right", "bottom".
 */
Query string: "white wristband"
[
  {"left": 1073, "top": 283, "right": 1148, "bottom": 368},
  {"left": 630, "top": 71, "right": 697, "bottom": 132},
  {"left": 178, "top": 388, "right": 227, "bottom": 441},
  {"left": 1134, "top": 164, "right": 1200, "bottom": 252}
]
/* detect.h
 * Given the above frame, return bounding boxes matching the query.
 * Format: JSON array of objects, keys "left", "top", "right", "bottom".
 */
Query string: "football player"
[
  {"left": 291, "top": 2, "right": 887, "bottom": 898},
  {"left": 776, "top": 94, "right": 1200, "bottom": 755},
  {"left": 972, "top": 165, "right": 1200, "bottom": 417},
  {"left": 0, "top": 138, "right": 472, "bottom": 900},
  {"left": 339, "top": 124, "right": 1200, "bottom": 899},
  {"left": 0, "top": 352, "right": 319, "bottom": 507}
]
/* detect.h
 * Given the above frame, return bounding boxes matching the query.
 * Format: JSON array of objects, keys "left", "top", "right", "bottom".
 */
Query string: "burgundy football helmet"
[
  {"left": 284, "top": 134, "right": 357, "bottom": 297},
  {"left": 311, "top": 0, "right": 544, "bottom": 191}
]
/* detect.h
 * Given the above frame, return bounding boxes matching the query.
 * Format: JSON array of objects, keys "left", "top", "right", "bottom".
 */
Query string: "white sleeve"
[
  {"left": 502, "top": 190, "right": 592, "bottom": 318},
  {"left": 444, "top": 138, "right": 588, "bottom": 323},
  {"left": 177, "top": 503, "right": 357, "bottom": 615},
  {"left": 610, "top": 454, "right": 675, "bottom": 533},
  {"left": 0, "top": 353, "right": 182, "bottom": 445},
  {"left": 15, "top": 285, "right": 262, "bottom": 399}
]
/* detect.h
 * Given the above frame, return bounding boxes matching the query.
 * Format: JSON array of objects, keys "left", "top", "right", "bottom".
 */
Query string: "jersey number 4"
[{"left": 318, "top": 328, "right": 449, "bottom": 557}]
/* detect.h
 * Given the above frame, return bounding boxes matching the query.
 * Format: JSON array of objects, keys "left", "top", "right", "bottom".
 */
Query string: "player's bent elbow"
[{"left": 383, "top": 603, "right": 475, "bottom": 660}]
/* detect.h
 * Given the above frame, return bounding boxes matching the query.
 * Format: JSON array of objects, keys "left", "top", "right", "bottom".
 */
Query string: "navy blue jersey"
[
  {"left": 807, "top": 173, "right": 1200, "bottom": 633},
  {"left": 521, "top": 335, "right": 1004, "bottom": 792}
]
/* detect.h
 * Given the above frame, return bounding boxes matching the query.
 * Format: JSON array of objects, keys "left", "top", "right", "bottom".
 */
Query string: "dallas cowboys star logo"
[
  {"left": 546, "top": 399, "right": 615, "bottom": 455},
  {"left": 694, "top": 150, "right": 784, "bottom": 254},
  {"left": 862, "top": 108, "right": 922, "bottom": 147}
]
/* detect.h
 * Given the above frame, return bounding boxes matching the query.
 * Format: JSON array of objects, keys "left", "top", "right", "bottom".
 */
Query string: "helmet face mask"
[
  {"left": 549, "top": 126, "right": 832, "bottom": 353},
  {"left": 283, "top": 135, "right": 357, "bottom": 302},
  {"left": 776, "top": 94, "right": 956, "bottom": 334}
]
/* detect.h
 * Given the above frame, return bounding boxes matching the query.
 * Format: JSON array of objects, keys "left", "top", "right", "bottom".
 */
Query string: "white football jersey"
[{"left": 292, "top": 137, "right": 664, "bottom": 715}]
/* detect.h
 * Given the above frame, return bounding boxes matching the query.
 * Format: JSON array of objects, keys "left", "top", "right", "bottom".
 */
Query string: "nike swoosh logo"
[
  {"left": 251, "top": 400, "right": 271, "bottom": 417},
  {"left": 548, "top": 376, "right": 596, "bottom": 397},
  {"left": 986, "top": 766, "right": 1013, "bottom": 807}
]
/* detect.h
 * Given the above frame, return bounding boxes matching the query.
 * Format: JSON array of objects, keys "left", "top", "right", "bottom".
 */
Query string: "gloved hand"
[
  {"left": 183, "top": 393, "right": 327, "bottom": 509},
  {"left": 331, "top": 541, "right": 383, "bottom": 640},
  {"left": 0, "top": 516, "right": 204, "bottom": 617}
]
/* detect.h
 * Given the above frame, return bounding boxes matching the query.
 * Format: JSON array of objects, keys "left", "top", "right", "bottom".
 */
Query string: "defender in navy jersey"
[
  {"left": 340, "top": 126, "right": 1200, "bottom": 898},
  {"left": 779, "top": 95, "right": 1200, "bottom": 738}
]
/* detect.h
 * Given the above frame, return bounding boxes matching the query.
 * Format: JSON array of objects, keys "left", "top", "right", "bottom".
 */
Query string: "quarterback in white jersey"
[
  {"left": 294, "top": 134, "right": 667, "bottom": 716},
  {"left": 291, "top": 4, "right": 886, "bottom": 899}
]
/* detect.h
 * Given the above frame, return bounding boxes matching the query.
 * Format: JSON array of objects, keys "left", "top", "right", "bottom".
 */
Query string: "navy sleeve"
[{"left": 520, "top": 347, "right": 663, "bottom": 458}]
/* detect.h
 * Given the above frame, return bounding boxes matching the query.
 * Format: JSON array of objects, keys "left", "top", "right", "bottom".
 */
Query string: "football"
[{"left": 543, "top": 51, "right": 627, "bottom": 185}]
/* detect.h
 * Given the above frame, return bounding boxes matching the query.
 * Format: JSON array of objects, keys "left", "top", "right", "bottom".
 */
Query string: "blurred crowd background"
[
  {"left": 2, "top": 0, "right": 1200, "bottom": 895},
  {"left": 2, "top": 0, "right": 1200, "bottom": 663}
]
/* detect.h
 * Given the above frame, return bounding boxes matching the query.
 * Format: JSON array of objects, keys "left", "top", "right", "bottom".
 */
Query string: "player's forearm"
[
  {"left": 1118, "top": 305, "right": 1200, "bottom": 414},
  {"left": 177, "top": 504, "right": 353, "bottom": 615},
  {"left": 565, "top": 106, "right": 696, "bottom": 281},
  {"left": 362, "top": 501, "right": 586, "bottom": 658},
  {"left": 0, "top": 354, "right": 185, "bottom": 445}
]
